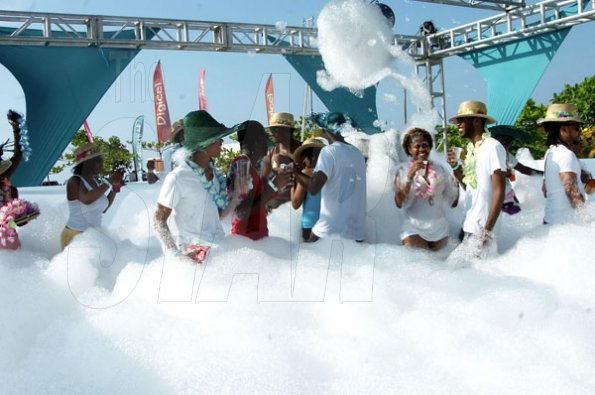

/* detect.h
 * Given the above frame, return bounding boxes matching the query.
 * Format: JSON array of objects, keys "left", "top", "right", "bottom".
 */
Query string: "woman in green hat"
[{"left": 154, "top": 110, "right": 238, "bottom": 261}]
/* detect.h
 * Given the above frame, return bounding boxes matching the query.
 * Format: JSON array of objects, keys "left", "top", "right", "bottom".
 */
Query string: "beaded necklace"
[
  {"left": 463, "top": 131, "right": 491, "bottom": 189},
  {"left": 186, "top": 159, "right": 229, "bottom": 210}
]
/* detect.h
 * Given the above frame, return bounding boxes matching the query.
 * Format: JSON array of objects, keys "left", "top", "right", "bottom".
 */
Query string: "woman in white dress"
[{"left": 394, "top": 128, "right": 459, "bottom": 250}]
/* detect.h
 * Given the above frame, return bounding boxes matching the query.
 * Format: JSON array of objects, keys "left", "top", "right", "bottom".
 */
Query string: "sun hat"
[
  {"left": 488, "top": 125, "right": 530, "bottom": 141},
  {"left": 293, "top": 137, "right": 328, "bottom": 164},
  {"left": 73, "top": 143, "right": 103, "bottom": 167},
  {"left": 169, "top": 119, "right": 184, "bottom": 143},
  {"left": 182, "top": 110, "right": 235, "bottom": 152},
  {"left": 268, "top": 112, "right": 295, "bottom": 129},
  {"left": 537, "top": 103, "right": 583, "bottom": 125},
  {"left": 0, "top": 159, "right": 12, "bottom": 175},
  {"left": 448, "top": 100, "right": 496, "bottom": 125}
]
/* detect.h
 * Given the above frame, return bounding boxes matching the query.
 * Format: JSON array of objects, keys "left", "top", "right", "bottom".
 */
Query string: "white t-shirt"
[
  {"left": 157, "top": 161, "right": 225, "bottom": 246},
  {"left": 543, "top": 144, "right": 585, "bottom": 224},
  {"left": 312, "top": 141, "right": 367, "bottom": 240},
  {"left": 463, "top": 137, "right": 507, "bottom": 235},
  {"left": 396, "top": 161, "right": 459, "bottom": 242}
]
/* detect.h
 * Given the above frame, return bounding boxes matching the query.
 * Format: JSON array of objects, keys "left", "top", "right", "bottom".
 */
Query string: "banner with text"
[
  {"left": 198, "top": 69, "right": 209, "bottom": 111},
  {"left": 83, "top": 120, "right": 93, "bottom": 143},
  {"left": 132, "top": 115, "right": 144, "bottom": 176},
  {"left": 153, "top": 61, "right": 172, "bottom": 143},
  {"left": 265, "top": 74, "right": 275, "bottom": 125}
]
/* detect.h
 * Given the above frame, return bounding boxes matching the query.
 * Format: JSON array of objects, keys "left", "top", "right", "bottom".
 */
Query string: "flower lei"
[
  {"left": 462, "top": 131, "right": 491, "bottom": 189},
  {"left": 0, "top": 198, "right": 39, "bottom": 247},
  {"left": 408, "top": 160, "right": 439, "bottom": 201},
  {"left": 186, "top": 159, "right": 229, "bottom": 210}
]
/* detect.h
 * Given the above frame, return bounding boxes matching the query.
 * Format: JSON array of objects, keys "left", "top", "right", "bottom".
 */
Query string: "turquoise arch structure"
[
  {"left": 461, "top": 29, "right": 570, "bottom": 126},
  {"left": 282, "top": 53, "right": 381, "bottom": 134},
  {"left": 460, "top": 2, "right": 591, "bottom": 125},
  {"left": 0, "top": 27, "right": 152, "bottom": 187}
]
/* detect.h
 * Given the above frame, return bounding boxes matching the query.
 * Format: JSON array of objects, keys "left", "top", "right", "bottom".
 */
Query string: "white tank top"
[{"left": 65, "top": 175, "right": 108, "bottom": 231}]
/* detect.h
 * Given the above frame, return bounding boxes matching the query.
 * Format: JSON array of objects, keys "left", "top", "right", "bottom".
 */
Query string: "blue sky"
[{"left": 0, "top": 0, "right": 594, "bottom": 149}]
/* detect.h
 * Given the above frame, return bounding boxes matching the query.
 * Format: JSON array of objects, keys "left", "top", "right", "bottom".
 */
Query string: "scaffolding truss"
[{"left": 0, "top": 0, "right": 593, "bottom": 131}]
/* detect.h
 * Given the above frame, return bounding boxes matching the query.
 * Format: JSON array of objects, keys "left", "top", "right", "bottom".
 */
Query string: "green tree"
[
  {"left": 59, "top": 130, "right": 134, "bottom": 175},
  {"left": 552, "top": 76, "right": 595, "bottom": 127},
  {"left": 551, "top": 76, "right": 595, "bottom": 157},
  {"left": 514, "top": 99, "right": 547, "bottom": 159},
  {"left": 433, "top": 124, "right": 468, "bottom": 153}
]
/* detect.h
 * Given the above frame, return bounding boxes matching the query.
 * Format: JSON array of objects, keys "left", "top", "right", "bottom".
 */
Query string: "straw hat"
[
  {"left": 293, "top": 137, "right": 328, "bottom": 164},
  {"left": 169, "top": 119, "right": 184, "bottom": 143},
  {"left": 0, "top": 159, "right": 12, "bottom": 175},
  {"left": 182, "top": 110, "right": 234, "bottom": 152},
  {"left": 537, "top": 103, "right": 583, "bottom": 125},
  {"left": 448, "top": 100, "right": 496, "bottom": 125},
  {"left": 268, "top": 112, "right": 295, "bottom": 129},
  {"left": 73, "top": 143, "right": 103, "bottom": 167}
]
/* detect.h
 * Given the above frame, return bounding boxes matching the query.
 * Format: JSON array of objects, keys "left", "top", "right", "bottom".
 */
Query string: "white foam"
[
  {"left": 316, "top": 0, "right": 438, "bottom": 130},
  {"left": 3, "top": 136, "right": 595, "bottom": 393}
]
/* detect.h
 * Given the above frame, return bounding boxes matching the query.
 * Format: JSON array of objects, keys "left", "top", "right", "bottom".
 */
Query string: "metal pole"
[{"left": 301, "top": 84, "right": 309, "bottom": 141}]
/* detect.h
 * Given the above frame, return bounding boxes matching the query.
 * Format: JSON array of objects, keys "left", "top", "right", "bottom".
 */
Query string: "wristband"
[
  {"left": 268, "top": 177, "right": 279, "bottom": 192},
  {"left": 450, "top": 160, "right": 462, "bottom": 171},
  {"left": 169, "top": 248, "right": 182, "bottom": 257}
]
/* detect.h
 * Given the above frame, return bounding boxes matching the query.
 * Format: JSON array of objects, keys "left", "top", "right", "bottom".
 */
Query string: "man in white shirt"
[
  {"left": 293, "top": 112, "right": 367, "bottom": 241},
  {"left": 447, "top": 101, "right": 506, "bottom": 250},
  {"left": 539, "top": 103, "right": 587, "bottom": 224},
  {"left": 154, "top": 110, "right": 237, "bottom": 260}
]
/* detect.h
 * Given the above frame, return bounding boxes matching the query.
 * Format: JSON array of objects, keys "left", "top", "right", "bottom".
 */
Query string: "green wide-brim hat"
[
  {"left": 488, "top": 125, "right": 530, "bottom": 141},
  {"left": 182, "top": 110, "right": 235, "bottom": 152}
]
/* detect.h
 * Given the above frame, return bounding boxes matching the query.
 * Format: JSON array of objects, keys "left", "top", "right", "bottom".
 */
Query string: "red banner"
[
  {"left": 83, "top": 120, "right": 93, "bottom": 143},
  {"left": 153, "top": 61, "right": 172, "bottom": 143},
  {"left": 198, "top": 69, "right": 209, "bottom": 111},
  {"left": 265, "top": 74, "right": 275, "bottom": 125}
]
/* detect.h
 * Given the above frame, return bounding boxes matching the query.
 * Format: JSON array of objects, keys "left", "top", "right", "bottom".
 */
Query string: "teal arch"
[
  {"left": 0, "top": 28, "right": 151, "bottom": 186},
  {"left": 461, "top": 29, "right": 570, "bottom": 125},
  {"left": 283, "top": 54, "right": 380, "bottom": 134}
]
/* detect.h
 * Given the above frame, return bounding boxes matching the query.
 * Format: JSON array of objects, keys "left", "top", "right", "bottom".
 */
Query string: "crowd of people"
[{"left": 1, "top": 101, "right": 593, "bottom": 260}]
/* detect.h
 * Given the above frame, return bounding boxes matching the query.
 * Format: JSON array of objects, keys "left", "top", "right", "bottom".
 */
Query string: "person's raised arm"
[
  {"left": 291, "top": 167, "right": 311, "bottom": 209},
  {"left": 67, "top": 176, "right": 110, "bottom": 205},
  {"left": 3, "top": 113, "right": 23, "bottom": 179}
]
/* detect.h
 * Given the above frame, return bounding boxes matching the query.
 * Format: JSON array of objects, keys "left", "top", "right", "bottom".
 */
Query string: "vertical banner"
[
  {"left": 83, "top": 120, "right": 93, "bottom": 143},
  {"left": 132, "top": 115, "right": 144, "bottom": 181},
  {"left": 153, "top": 61, "right": 172, "bottom": 143},
  {"left": 198, "top": 69, "right": 209, "bottom": 111},
  {"left": 265, "top": 74, "right": 275, "bottom": 125}
]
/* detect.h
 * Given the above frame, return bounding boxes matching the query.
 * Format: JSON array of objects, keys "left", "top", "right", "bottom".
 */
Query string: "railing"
[
  {"left": 420, "top": 0, "right": 595, "bottom": 58},
  {"left": 0, "top": 10, "right": 320, "bottom": 55}
]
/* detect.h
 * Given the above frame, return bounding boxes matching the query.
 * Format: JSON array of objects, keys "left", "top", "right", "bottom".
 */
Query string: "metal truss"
[
  {"left": 413, "top": 0, "right": 527, "bottom": 12},
  {"left": 0, "top": 10, "right": 320, "bottom": 55},
  {"left": 0, "top": 1, "right": 593, "bottom": 130},
  {"left": 413, "top": 0, "right": 595, "bottom": 59}
]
